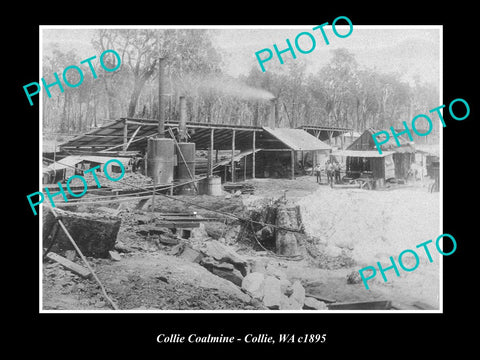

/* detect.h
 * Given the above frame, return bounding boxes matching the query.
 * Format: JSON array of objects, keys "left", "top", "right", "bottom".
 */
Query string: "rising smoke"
[{"left": 173, "top": 74, "right": 275, "bottom": 101}]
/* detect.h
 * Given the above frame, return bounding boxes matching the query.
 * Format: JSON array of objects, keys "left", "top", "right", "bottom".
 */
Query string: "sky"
[{"left": 41, "top": 25, "right": 441, "bottom": 87}]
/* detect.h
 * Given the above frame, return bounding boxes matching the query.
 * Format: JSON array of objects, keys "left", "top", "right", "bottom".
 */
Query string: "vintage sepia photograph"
[{"left": 38, "top": 25, "right": 442, "bottom": 312}]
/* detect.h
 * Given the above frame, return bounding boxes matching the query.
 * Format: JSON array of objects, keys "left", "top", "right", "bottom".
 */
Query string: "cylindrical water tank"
[
  {"left": 175, "top": 142, "right": 196, "bottom": 195},
  {"left": 176, "top": 142, "right": 195, "bottom": 180},
  {"left": 146, "top": 137, "right": 174, "bottom": 185}
]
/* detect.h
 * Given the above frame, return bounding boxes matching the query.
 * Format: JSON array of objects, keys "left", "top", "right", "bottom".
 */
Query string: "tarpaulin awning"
[{"left": 332, "top": 150, "right": 395, "bottom": 158}]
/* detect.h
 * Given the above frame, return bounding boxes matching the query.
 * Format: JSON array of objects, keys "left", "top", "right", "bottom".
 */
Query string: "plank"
[
  {"left": 46, "top": 252, "right": 91, "bottom": 279},
  {"left": 155, "top": 222, "right": 200, "bottom": 228},
  {"left": 304, "top": 292, "right": 336, "bottom": 304},
  {"left": 327, "top": 300, "right": 392, "bottom": 310}
]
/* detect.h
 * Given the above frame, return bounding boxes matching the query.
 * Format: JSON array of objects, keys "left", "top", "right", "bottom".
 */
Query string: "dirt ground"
[{"left": 42, "top": 174, "right": 440, "bottom": 311}]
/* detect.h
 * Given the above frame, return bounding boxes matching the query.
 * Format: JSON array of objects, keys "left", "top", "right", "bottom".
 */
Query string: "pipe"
[
  {"left": 179, "top": 95, "right": 187, "bottom": 142},
  {"left": 269, "top": 97, "right": 277, "bottom": 128},
  {"left": 158, "top": 57, "right": 166, "bottom": 138}
]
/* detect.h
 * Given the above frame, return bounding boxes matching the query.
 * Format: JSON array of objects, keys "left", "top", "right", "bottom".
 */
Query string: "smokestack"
[
  {"left": 253, "top": 101, "right": 259, "bottom": 127},
  {"left": 269, "top": 98, "right": 277, "bottom": 128},
  {"left": 179, "top": 96, "right": 187, "bottom": 142},
  {"left": 158, "top": 57, "right": 166, "bottom": 138}
]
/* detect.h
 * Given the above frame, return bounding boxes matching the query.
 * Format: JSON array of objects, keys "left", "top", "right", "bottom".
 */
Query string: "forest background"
[{"left": 41, "top": 27, "right": 440, "bottom": 140}]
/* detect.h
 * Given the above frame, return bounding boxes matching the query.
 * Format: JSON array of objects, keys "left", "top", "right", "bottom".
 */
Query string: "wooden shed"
[
  {"left": 346, "top": 128, "right": 415, "bottom": 180},
  {"left": 333, "top": 149, "right": 395, "bottom": 181}
]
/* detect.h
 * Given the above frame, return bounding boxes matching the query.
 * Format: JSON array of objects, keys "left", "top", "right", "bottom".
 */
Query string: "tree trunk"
[
  {"left": 61, "top": 93, "right": 68, "bottom": 133},
  {"left": 127, "top": 78, "right": 146, "bottom": 118},
  {"left": 275, "top": 204, "right": 300, "bottom": 256}
]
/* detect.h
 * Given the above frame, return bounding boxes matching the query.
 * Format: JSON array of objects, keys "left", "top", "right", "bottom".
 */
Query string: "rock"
[
  {"left": 158, "top": 236, "right": 180, "bottom": 246},
  {"left": 169, "top": 243, "right": 185, "bottom": 256},
  {"left": 280, "top": 295, "right": 290, "bottom": 310},
  {"left": 249, "top": 298, "right": 267, "bottom": 309},
  {"left": 202, "top": 240, "right": 248, "bottom": 276},
  {"left": 281, "top": 279, "right": 293, "bottom": 296},
  {"left": 346, "top": 270, "right": 362, "bottom": 284},
  {"left": 201, "top": 257, "right": 234, "bottom": 271},
  {"left": 135, "top": 214, "right": 155, "bottom": 225},
  {"left": 179, "top": 245, "right": 204, "bottom": 263},
  {"left": 94, "top": 301, "right": 106, "bottom": 308},
  {"left": 156, "top": 276, "right": 169, "bottom": 283},
  {"left": 303, "top": 297, "right": 328, "bottom": 310},
  {"left": 199, "top": 256, "right": 217, "bottom": 269},
  {"left": 280, "top": 294, "right": 303, "bottom": 310},
  {"left": 109, "top": 250, "right": 122, "bottom": 261},
  {"left": 200, "top": 257, "right": 244, "bottom": 287},
  {"left": 265, "top": 263, "right": 287, "bottom": 280},
  {"left": 242, "top": 272, "right": 265, "bottom": 300},
  {"left": 290, "top": 281, "right": 306, "bottom": 306},
  {"left": 262, "top": 276, "right": 282, "bottom": 309},
  {"left": 76, "top": 283, "right": 86, "bottom": 291},
  {"left": 204, "top": 222, "right": 229, "bottom": 240},
  {"left": 215, "top": 262, "right": 235, "bottom": 271},
  {"left": 114, "top": 243, "right": 132, "bottom": 253},
  {"left": 211, "top": 267, "right": 244, "bottom": 287},
  {"left": 324, "top": 244, "right": 343, "bottom": 257},
  {"left": 46, "top": 262, "right": 60, "bottom": 269},
  {"left": 234, "top": 190, "right": 242, "bottom": 197},
  {"left": 137, "top": 226, "right": 179, "bottom": 245},
  {"left": 64, "top": 250, "right": 76, "bottom": 261},
  {"left": 250, "top": 258, "right": 268, "bottom": 274}
]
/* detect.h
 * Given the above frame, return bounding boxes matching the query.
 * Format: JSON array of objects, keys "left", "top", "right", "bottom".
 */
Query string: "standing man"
[
  {"left": 314, "top": 163, "right": 322, "bottom": 184},
  {"left": 326, "top": 160, "right": 334, "bottom": 186},
  {"left": 334, "top": 161, "right": 341, "bottom": 184}
]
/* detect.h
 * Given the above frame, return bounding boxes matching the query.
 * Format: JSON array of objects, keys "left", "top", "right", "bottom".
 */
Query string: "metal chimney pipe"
[
  {"left": 158, "top": 57, "right": 166, "bottom": 138},
  {"left": 269, "top": 98, "right": 277, "bottom": 128},
  {"left": 179, "top": 95, "right": 187, "bottom": 142}
]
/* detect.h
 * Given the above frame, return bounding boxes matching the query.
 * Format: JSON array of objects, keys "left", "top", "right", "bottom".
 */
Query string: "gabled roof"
[
  {"left": 262, "top": 127, "right": 332, "bottom": 151},
  {"left": 298, "top": 124, "right": 353, "bottom": 141},
  {"left": 347, "top": 128, "right": 415, "bottom": 153}
]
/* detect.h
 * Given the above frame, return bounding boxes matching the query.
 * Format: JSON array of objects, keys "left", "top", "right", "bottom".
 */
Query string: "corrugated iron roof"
[
  {"left": 262, "top": 127, "right": 332, "bottom": 151},
  {"left": 47, "top": 156, "right": 84, "bottom": 170},
  {"left": 58, "top": 118, "right": 333, "bottom": 153},
  {"left": 59, "top": 118, "right": 263, "bottom": 152},
  {"left": 47, "top": 155, "right": 130, "bottom": 170}
]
